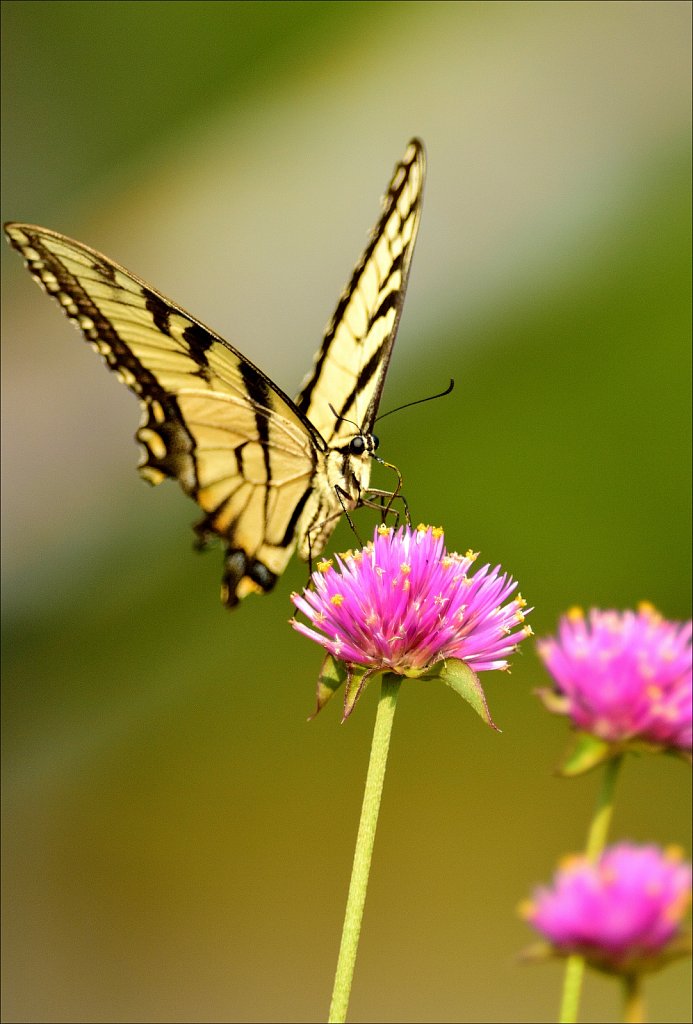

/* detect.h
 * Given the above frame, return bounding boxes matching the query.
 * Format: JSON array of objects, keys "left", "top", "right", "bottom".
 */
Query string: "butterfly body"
[{"left": 6, "top": 139, "right": 425, "bottom": 607}]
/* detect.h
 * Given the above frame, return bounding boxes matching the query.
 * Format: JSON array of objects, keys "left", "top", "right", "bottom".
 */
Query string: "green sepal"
[
  {"left": 589, "top": 929, "right": 692, "bottom": 977},
  {"left": 308, "top": 656, "right": 378, "bottom": 722},
  {"left": 309, "top": 653, "right": 348, "bottom": 720},
  {"left": 435, "top": 659, "right": 500, "bottom": 731},
  {"left": 558, "top": 732, "right": 693, "bottom": 777},
  {"left": 534, "top": 686, "right": 570, "bottom": 716},
  {"left": 342, "top": 665, "right": 375, "bottom": 721},
  {"left": 519, "top": 932, "right": 692, "bottom": 977},
  {"left": 517, "top": 940, "right": 555, "bottom": 964},
  {"left": 559, "top": 732, "right": 613, "bottom": 776}
]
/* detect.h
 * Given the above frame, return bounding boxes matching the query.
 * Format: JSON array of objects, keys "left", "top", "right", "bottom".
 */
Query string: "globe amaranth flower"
[
  {"left": 521, "top": 843, "right": 692, "bottom": 976},
  {"left": 291, "top": 524, "right": 532, "bottom": 719},
  {"left": 536, "top": 605, "right": 692, "bottom": 760}
]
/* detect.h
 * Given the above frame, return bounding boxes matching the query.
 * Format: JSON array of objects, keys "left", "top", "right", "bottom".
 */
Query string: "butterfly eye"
[
  {"left": 371, "top": 435, "right": 379, "bottom": 451},
  {"left": 350, "top": 436, "right": 366, "bottom": 455}
]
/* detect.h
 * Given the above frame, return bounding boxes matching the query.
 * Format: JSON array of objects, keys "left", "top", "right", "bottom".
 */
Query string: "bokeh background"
[{"left": 2, "top": 2, "right": 691, "bottom": 1022}]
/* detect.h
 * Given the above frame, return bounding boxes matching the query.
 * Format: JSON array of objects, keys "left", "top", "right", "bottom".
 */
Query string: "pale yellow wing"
[
  {"left": 296, "top": 138, "right": 425, "bottom": 442},
  {"left": 5, "top": 223, "right": 326, "bottom": 606}
]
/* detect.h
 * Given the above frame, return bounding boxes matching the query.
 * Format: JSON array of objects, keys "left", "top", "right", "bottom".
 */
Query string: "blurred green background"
[{"left": 2, "top": 2, "right": 691, "bottom": 1021}]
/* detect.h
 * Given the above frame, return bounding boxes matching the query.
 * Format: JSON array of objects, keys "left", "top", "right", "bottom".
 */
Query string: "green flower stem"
[
  {"left": 559, "top": 754, "right": 624, "bottom": 1024},
  {"left": 328, "top": 673, "right": 402, "bottom": 1024},
  {"left": 585, "top": 755, "right": 623, "bottom": 860},
  {"left": 623, "top": 973, "right": 645, "bottom": 1024}
]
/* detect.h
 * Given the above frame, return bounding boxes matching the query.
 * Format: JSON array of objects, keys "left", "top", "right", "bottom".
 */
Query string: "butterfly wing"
[
  {"left": 4, "top": 223, "right": 327, "bottom": 606},
  {"left": 296, "top": 138, "right": 425, "bottom": 442}
]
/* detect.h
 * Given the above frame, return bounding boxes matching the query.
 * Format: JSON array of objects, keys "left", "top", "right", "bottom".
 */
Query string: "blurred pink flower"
[
  {"left": 522, "top": 842, "right": 692, "bottom": 974},
  {"left": 537, "top": 605, "right": 692, "bottom": 752}
]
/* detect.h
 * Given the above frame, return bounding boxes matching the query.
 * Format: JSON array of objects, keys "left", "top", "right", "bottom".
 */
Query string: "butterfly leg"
[
  {"left": 334, "top": 484, "right": 365, "bottom": 547},
  {"left": 297, "top": 498, "right": 355, "bottom": 603},
  {"left": 303, "top": 484, "right": 366, "bottom": 569},
  {"left": 362, "top": 488, "right": 411, "bottom": 528}
]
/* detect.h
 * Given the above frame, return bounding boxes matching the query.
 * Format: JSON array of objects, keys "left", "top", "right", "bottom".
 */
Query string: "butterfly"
[{"left": 5, "top": 139, "right": 425, "bottom": 607}]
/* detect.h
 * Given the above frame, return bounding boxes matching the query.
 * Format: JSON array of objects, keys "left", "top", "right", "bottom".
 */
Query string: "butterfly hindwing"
[{"left": 5, "top": 139, "right": 426, "bottom": 607}]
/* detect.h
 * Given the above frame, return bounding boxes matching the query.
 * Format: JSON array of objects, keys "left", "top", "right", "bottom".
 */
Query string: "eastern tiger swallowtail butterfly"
[{"left": 5, "top": 139, "right": 425, "bottom": 607}]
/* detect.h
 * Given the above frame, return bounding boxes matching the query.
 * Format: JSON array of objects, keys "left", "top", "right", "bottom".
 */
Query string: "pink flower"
[
  {"left": 291, "top": 525, "right": 531, "bottom": 717},
  {"left": 537, "top": 605, "right": 692, "bottom": 753},
  {"left": 522, "top": 843, "right": 692, "bottom": 974}
]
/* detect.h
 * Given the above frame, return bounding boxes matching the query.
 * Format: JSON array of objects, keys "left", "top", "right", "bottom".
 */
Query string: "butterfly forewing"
[
  {"left": 5, "top": 139, "right": 426, "bottom": 607},
  {"left": 296, "top": 138, "right": 425, "bottom": 443}
]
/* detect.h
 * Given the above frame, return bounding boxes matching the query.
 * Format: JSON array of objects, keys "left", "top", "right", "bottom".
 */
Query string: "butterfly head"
[
  {"left": 348, "top": 434, "right": 379, "bottom": 457},
  {"left": 324, "top": 432, "right": 379, "bottom": 508}
]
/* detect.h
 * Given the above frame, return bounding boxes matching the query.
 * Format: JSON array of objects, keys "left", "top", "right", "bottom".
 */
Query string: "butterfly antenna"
[
  {"left": 375, "top": 378, "right": 454, "bottom": 424},
  {"left": 328, "top": 403, "right": 361, "bottom": 433}
]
